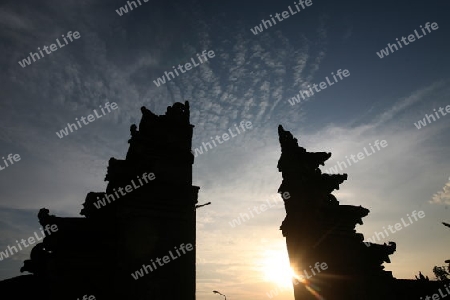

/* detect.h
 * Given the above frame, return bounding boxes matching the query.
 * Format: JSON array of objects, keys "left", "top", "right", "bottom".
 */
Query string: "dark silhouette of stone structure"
[
  {"left": 276, "top": 125, "right": 447, "bottom": 300},
  {"left": 2, "top": 115, "right": 448, "bottom": 300},
  {"left": 0, "top": 102, "right": 198, "bottom": 300}
]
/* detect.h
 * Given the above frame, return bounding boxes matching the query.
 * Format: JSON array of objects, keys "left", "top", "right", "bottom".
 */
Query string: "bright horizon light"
[{"left": 260, "top": 250, "right": 298, "bottom": 288}]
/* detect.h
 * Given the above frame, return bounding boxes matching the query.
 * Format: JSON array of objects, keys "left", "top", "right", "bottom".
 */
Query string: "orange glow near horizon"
[
  {"left": 259, "top": 250, "right": 326, "bottom": 299},
  {"left": 260, "top": 250, "right": 297, "bottom": 287}
]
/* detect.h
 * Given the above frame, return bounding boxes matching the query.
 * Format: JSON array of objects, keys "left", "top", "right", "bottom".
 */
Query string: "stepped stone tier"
[
  {"left": 276, "top": 125, "right": 446, "bottom": 300},
  {"left": 0, "top": 102, "right": 199, "bottom": 300}
]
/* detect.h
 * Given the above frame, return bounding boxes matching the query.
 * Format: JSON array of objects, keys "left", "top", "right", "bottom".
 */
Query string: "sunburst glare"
[{"left": 260, "top": 250, "right": 297, "bottom": 288}]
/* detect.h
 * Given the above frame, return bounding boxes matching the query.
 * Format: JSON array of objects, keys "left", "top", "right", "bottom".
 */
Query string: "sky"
[{"left": 1, "top": 0, "right": 450, "bottom": 299}]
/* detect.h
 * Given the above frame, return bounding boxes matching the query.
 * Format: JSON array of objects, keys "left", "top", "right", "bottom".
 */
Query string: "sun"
[{"left": 260, "top": 250, "right": 298, "bottom": 287}]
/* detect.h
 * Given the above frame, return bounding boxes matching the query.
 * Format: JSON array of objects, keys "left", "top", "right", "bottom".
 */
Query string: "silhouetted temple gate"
[
  {"left": 2, "top": 110, "right": 449, "bottom": 300},
  {"left": 0, "top": 102, "right": 198, "bottom": 300},
  {"left": 276, "top": 125, "right": 446, "bottom": 300}
]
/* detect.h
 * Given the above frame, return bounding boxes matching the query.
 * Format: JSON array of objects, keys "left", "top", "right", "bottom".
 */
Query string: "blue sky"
[{"left": 1, "top": 0, "right": 450, "bottom": 299}]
